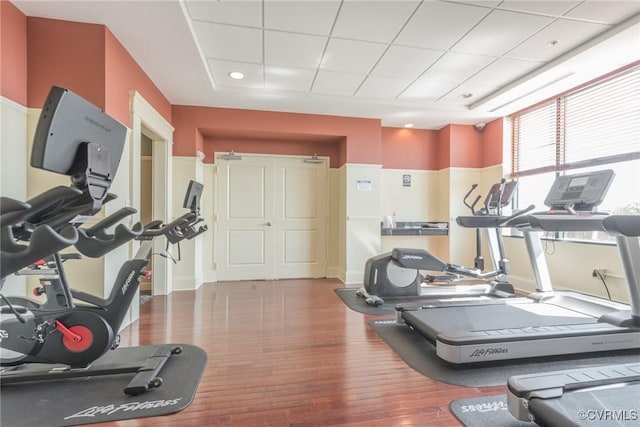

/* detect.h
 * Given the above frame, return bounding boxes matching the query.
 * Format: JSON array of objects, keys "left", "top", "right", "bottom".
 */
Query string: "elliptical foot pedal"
[{"left": 356, "top": 288, "right": 384, "bottom": 306}]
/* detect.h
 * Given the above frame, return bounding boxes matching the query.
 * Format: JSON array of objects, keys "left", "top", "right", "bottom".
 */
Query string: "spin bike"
[
  {"left": 0, "top": 206, "right": 202, "bottom": 394},
  {"left": 357, "top": 180, "right": 522, "bottom": 306},
  {"left": 0, "top": 86, "right": 208, "bottom": 395}
]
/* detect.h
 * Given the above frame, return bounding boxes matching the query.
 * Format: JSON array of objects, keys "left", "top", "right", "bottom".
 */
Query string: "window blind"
[{"left": 510, "top": 63, "right": 640, "bottom": 177}]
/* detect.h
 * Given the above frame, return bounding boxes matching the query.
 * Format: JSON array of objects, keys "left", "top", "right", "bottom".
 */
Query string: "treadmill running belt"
[{"left": 403, "top": 302, "right": 595, "bottom": 342}]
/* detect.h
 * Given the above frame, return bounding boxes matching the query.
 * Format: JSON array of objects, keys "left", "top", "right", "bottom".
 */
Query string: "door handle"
[{"left": 264, "top": 221, "right": 272, "bottom": 226}]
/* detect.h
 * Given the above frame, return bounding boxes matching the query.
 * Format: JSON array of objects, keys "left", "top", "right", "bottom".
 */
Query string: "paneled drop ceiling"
[{"left": 13, "top": 0, "right": 640, "bottom": 129}]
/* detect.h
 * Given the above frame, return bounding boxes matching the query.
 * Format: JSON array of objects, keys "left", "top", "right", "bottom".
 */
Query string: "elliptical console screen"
[
  {"left": 544, "top": 169, "right": 615, "bottom": 211},
  {"left": 485, "top": 180, "right": 517, "bottom": 208}
]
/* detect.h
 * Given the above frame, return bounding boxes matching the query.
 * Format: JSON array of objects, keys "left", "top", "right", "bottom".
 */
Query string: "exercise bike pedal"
[{"left": 110, "top": 334, "right": 121, "bottom": 350}]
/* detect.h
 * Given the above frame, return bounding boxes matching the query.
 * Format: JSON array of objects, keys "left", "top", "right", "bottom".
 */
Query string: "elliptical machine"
[{"left": 357, "top": 180, "right": 520, "bottom": 306}]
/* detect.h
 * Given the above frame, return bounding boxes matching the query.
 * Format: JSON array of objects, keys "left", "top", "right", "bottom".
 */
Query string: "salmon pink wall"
[
  {"left": 481, "top": 118, "right": 503, "bottom": 167},
  {"left": 26, "top": 17, "right": 170, "bottom": 127},
  {"left": 1, "top": 1, "right": 27, "bottom": 105},
  {"left": 449, "top": 124, "right": 483, "bottom": 168},
  {"left": 381, "top": 127, "right": 439, "bottom": 170},
  {"left": 27, "top": 17, "right": 106, "bottom": 111},
  {"left": 434, "top": 123, "right": 502, "bottom": 169},
  {"left": 437, "top": 125, "right": 452, "bottom": 169},
  {"left": 172, "top": 105, "right": 380, "bottom": 166},
  {"left": 104, "top": 30, "right": 171, "bottom": 126}
]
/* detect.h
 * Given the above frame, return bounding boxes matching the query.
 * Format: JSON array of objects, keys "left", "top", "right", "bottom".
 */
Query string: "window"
[{"left": 509, "top": 63, "right": 640, "bottom": 243}]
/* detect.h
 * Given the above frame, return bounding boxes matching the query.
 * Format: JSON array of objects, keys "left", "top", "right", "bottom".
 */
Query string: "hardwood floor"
[{"left": 103, "top": 279, "right": 505, "bottom": 426}]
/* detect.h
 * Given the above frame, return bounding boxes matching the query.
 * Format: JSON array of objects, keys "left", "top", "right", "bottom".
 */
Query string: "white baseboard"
[{"left": 203, "top": 269, "right": 216, "bottom": 283}]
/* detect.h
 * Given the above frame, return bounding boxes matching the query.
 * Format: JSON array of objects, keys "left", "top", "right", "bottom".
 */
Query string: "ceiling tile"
[
  {"left": 312, "top": 70, "right": 366, "bottom": 96},
  {"left": 564, "top": 1, "right": 640, "bottom": 24},
  {"left": 264, "top": 0, "right": 341, "bottom": 35},
  {"left": 185, "top": 0, "right": 262, "bottom": 27},
  {"left": 395, "top": 1, "right": 491, "bottom": 50},
  {"left": 355, "top": 75, "right": 413, "bottom": 99},
  {"left": 452, "top": 1, "right": 502, "bottom": 7},
  {"left": 497, "top": 0, "right": 581, "bottom": 16},
  {"left": 465, "top": 58, "right": 543, "bottom": 87},
  {"left": 265, "top": 31, "right": 327, "bottom": 68},
  {"left": 425, "top": 51, "right": 497, "bottom": 83},
  {"left": 452, "top": 9, "right": 554, "bottom": 56},
  {"left": 208, "top": 59, "right": 264, "bottom": 89},
  {"left": 506, "top": 19, "right": 611, "bottom": 61},
  {"left": 194, "top": 21, "right": 262, "bottom": 63},
  {"left": 331, "top": 0, "right": 420, "bottom": 43},
  {"left": 398, "top": 78, "right": 459, "bottom": 101},
  {"left": 371, "top": 45, "right": 444, "bottom": 79},
  {"left": 264, "top": 66, "right": 316, "bottom": 92},
  {"left": 320, "top": 38, "right": 387, "bottom": 73}
]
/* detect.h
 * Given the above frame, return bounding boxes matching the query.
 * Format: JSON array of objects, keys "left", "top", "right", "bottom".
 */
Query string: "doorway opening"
[{"left": 139, "top": 133, "right": 153, "bottom": 303}]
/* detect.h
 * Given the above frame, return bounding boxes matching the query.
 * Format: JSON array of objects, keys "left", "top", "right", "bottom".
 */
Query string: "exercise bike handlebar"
[
  {"left": 141, "top": 212, "right": 197, "bottom": 239},
  {"left": 0, "top": 198, "right": 31, "bottom": 228},
  {"left": 1, "top": 225, "right": 79, "bottom": 279},
  {"left": 75, "top": 223, "right": 144, "bottom": 258},
  {"left": 73, "top": 207, "right": 144, "bottom": 258},
  {"left": 83, "top": 207, "right": 137, "bottom": 237}
]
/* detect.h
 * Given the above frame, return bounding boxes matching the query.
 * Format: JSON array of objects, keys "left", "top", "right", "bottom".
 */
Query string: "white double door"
[{"left": 216, "top": 154, "right": 328, "bottom": 281}]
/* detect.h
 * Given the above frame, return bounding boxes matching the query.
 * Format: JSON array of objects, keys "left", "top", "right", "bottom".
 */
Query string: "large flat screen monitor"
[{"left": 30, "top": 86, "right": 127, "bottom": 180}]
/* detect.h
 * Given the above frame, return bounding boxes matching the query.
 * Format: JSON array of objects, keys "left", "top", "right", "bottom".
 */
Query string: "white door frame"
[{"left": 130, "top": 91, "right": 174, "bottom": 295}]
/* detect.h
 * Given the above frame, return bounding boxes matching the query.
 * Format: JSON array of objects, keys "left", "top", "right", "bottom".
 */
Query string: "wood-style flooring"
[{"left": 102, "top": 279, "right": 505, "bottom": 426}]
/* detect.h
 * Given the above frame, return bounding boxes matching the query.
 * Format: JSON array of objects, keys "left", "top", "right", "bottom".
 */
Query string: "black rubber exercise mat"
[
  {"left": 0, "top": 343, "right": 207, "bottom": 426},
  {"left": 449, "top": 394, "right": 534, "bottom": 427},
  {"left": 334, "top": 287, "right": 463, "bottom": 315},
  {"left": 334, "top": 288, "right": 394, "bottom": 315},
  {"left": 369, "top": 319, "right": 640, "bottom": 387}
]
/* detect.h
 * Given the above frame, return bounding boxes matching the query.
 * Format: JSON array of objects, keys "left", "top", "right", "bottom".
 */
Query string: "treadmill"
[
  {"left": 396, "top": 169, "right": 640, "bottom": 364},
  {"left": 507, "top": 215, "right": 640, "bottom": 426}
]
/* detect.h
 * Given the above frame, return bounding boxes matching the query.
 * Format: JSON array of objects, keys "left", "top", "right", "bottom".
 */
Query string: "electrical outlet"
[{"left": 592, "top": 268, "right": 606, "bottom": 279}]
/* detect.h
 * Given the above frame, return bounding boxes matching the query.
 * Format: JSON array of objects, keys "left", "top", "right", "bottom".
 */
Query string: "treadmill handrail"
[
  {"left": 527, "top": 213, "right": 608, "bottom": 232},
  {"left": 603, "top": 215, "right": 640, "bottom": 237}
]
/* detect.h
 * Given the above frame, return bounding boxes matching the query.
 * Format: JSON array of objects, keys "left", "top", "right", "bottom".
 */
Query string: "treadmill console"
[{"left": 544, "top": 169, "right": 614, "bottom": 211}]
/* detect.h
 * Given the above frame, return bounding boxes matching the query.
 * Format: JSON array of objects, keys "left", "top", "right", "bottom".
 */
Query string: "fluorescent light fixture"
[
  {"left": 470, "top": 14, "right": 640, "bottom": 115},
  {"left": 229, "top": 71, "right": 244, "bottom": 80},
  {"left": 404, "top": 123, "right": 414, "bottom": 128},
  {"left": 220, "top": 150, "right": 242, "bottom": 160},
  {"left": 304, "top": 154, "right": 323, "bottom": 164}
]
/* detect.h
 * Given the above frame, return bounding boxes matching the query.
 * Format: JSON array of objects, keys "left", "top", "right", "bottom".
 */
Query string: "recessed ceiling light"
[
  {"left": 460, "top": 92, "right": 473, "bottom": 99},
  {"left": 404, "top": 123, "right": 414, "bottom": 128},
  {"left": 229, "top": 71, "right": 244, "bottom": 80}
]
